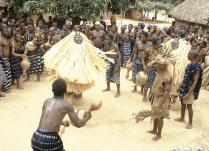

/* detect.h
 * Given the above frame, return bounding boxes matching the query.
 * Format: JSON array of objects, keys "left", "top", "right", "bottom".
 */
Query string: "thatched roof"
[
  {"left": 0, "top": 0, "right": 7, "bottom": 7},
  {"left": 169, "top": 0, "right": 209, "bottom": 25}
]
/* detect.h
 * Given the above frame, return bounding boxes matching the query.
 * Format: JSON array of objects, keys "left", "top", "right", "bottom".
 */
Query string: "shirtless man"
[
  {"left": 31, "top": 79, "right": 101, "bottom": 151},
  {"left": 92, "top": 22, "right": 105, "bottom": 49},
  {"left": 24, "top": 24, "right": 35, "bottom": 43},
  {"left": 10, "top": 32, "right": 25, "bottom": 89},
  {"left": 118, "top": 25, "right": 127, "bottom": 49},
  {"left": 103, "top": 34, "right": 122, "bottom": 97},
  {"left": 40, "top": 25, "right": 49, "bottom": 44},
  {"left": 61, "top": 24, "right": 69, "bottom": 39},
  {"left": 128, "top": 24, "right": 135, "bottom": 40},
  {"left": 132, "top": 31, "right": 152, "bottom": 93},
  {"left": 49, "top": 27, "right": 59, "bottom": 44},
  {"left": 111, "top": 25, "right": 118, "bottom": 44},
  {"left": 84, "top": 24, "right": 93, "bottom": 40},
  {"left": 143, "top": 38, "right": 164, "bottom": 102},
  {"left": 0, "top": 24, "right": 12, "bottom": 91}
]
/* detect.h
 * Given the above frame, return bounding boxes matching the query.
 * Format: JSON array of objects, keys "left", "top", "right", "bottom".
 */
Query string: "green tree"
[
  {"left": 107, "top": 0, "right": 136, "bottom": 14},
  {"left": 8, "top": 0, "right": 109, "bottom": 20}
]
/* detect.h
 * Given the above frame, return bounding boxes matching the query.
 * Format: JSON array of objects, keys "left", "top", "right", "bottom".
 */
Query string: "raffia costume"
[
  {"left": 43, "top": 31, "right": 108, "bottom": 94},
  {"left": 163, "top": 38, "right": 191, "bottom": 96}
]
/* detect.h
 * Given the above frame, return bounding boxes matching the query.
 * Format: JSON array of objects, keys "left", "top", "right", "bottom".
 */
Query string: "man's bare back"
[
  {"left": 32, "top": 79, "right": 102, "bottom": 151},
  {"left": 39, "top": 96, "right": 92, "bottom": 133},
  {"left": 39, "top": 97, "right": 69, "bottom": 133}
]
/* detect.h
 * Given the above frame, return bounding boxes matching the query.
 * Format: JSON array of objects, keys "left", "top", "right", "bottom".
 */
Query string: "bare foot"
[
  {"left": 147, "top": 130, "right": 157, "bottom": 135},
  {"left": 67, "top": 92, "right": 74, "bottom": 96},
  {"left": 143, "top": 97, "right": 147, "bottom": 102},
  {"left": 175, "top": 118, "right": 185, "bottom": 123},
  {"left": 102, "top": 88, "right": 110, "bottom": 92},
  {"left": 4, "top": 90, "right": 11, "bottom": 93},
  {"left": 0, "top": 92, "right": 6, "bottom": 97},
  {"left": 114, "top": 93, "right": 120, "bottom": 98},
  {"left": 36, "top": 79, "right": 41, "bottom": 82},
  {"left": 131, "top": 89, "right": 136, "bottom": 93},
  {"left": 186, "top": 123, "right": 192, "bottom": 129},
  {"left": 152, "top": 135, "right": 161, "bottom": 141},
  {"left": 17, "top": 86, "right": 24, "bottom": 90},
  {"left": 23, "top": 79, "right": 30, "bottom": 83}
]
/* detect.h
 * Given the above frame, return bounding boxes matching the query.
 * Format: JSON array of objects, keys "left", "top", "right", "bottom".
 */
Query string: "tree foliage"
[
  {"left": 7, "top": 0, "right": 185, "bottom": 19},
  {"left": 137, "top": 0, "right": 174, "bottom": 13},
  {"left": 107, "top": 0, "right": 136, "bottom": 14},
  {"left": 8, "top": 0, "right": 109, "bottom": 20}
]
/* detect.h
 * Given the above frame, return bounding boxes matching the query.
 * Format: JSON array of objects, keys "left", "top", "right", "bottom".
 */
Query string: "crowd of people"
[{"left": 0, "top": 12, "right": 209, "bottom": 142}]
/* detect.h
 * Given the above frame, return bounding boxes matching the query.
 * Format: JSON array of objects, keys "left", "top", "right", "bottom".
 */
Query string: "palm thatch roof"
[
  {"left": 169, "top": 0, "right": 209, "bottom": 25},
  {"left": 0, "top": 0, "right": 7, "bottom": 7}
]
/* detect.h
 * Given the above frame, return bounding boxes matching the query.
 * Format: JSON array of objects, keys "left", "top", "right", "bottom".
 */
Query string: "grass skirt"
[{"left": 43, "top": 31, "right": 107, "bottom": 94}]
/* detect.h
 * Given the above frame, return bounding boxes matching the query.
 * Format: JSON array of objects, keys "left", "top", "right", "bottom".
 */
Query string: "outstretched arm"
[{"left": 66, "top": 102, "right": 91, "bottom": 128}]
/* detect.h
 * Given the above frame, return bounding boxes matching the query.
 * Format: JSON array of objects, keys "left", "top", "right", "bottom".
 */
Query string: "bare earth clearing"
[{"left": 0, "top": 69, "right": 209, "bottom": 151}]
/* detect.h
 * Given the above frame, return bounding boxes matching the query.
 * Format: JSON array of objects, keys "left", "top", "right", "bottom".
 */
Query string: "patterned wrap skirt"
[
  {"left": 132, "top": 58, "right": 143, "bottom": 83},
  {"left": 9, "top": 56, "right": 22, "bottom": 79},
  {"left": 121, "top": 38, "right": 132, "bottom": 66},
  {"left": 0, "top": 59, "right": 12, "bottom": 91},
  {"left": 144, "top": 67, "right": 157, "bottom": 90},
  {"left": 106, "top": 59, "right": 120, "bottom": 84},
  {"left": 31, "top": 129, "right": 65, "bottom": 151},
  {"left": 0, "top": 63, "right": 7, "bottom": 91},
  {"left": 27, "top": 51, "right": 43, "bottom": 74}
]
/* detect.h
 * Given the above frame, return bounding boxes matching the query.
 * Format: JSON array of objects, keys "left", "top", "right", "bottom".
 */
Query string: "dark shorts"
[{"left": 31, "top": 129, "right": 65, "bottom": 151}]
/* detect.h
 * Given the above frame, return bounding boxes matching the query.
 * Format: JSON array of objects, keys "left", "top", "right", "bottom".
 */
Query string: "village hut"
[
  {"left": 125, "top": 8, "right": 140, "bottom": 20},
  {"left": 169, "top": 0, "right": 209, "bottom": 27}
]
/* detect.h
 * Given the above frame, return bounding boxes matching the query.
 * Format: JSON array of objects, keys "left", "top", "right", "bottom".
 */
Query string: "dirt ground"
[{"left": 0, "top": 69, "right": 209, "bottom": 151}]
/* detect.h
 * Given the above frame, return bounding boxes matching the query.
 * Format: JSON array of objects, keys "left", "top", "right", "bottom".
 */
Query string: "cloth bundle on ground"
[{"left": 43, "top": 31, "right": 109, "bottom": 94}]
